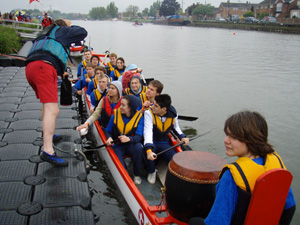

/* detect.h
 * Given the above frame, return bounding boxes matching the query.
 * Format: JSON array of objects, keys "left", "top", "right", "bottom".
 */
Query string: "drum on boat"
[{"left": 165, "top": 151, "right": 227, "bottom": 223}]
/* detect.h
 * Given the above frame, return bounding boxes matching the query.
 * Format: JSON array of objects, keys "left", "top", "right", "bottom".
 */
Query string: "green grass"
[{"left": 0, "top": 26, "right": 22, "bottom": 54}]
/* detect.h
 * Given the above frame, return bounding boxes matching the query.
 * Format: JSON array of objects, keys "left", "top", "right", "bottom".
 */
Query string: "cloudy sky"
[{"left": 2, "top": 0, "right": 262, "bottom": 14}]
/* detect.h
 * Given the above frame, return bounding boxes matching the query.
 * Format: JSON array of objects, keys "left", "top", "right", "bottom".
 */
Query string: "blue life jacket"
[{"left": 28, "top": 25, "right": 70, "bottom": 71}]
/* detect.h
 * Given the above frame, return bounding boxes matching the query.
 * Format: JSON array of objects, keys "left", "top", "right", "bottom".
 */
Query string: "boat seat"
[{"left": 244, "top": 168, "right": 293, "bottom": 225}]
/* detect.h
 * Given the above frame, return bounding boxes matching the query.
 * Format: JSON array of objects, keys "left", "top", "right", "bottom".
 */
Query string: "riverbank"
[
  {"left": 186, "top": 21, "right": 300, "bottom": 34},
  {"left": 123, "top": 17, "right": 300, "bottom": 34}
]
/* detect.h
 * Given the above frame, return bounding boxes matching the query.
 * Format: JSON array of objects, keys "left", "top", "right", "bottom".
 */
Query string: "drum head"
[{"left": 169, "top": 151, "right": 227, "bottom": 184}]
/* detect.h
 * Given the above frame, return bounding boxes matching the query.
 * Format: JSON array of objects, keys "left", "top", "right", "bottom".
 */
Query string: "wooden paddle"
[
  {"left": 100, "top": 50, "right": 110, "bottom": 67},
  {"left": 156, "top": 131, "right": 211, "bottom": 156}
]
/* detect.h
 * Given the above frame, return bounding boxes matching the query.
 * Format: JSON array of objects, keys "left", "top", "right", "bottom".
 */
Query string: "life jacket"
[
  {"left": 140, "top": 93, "right": 148, "bottom": 105},
  {"left": 149, "top": 108, "right": 175, "bottom": 142},
  {"left": 112, "top": 68, "right": 124, "bottom": 79},
  {"left": 81, "top": 60, "right": 88, "bottom": 70},
  {"left": 125, "top": 85, "right": 147, "bottom": 97},
  {"left": 106, "top": 62, "right": 115, "bottom": 75},
  {"left": 42, "top": 17, "right": 52, "bottom": 28},
  {"left": 93, "top": 88, "right": 107, "bottom": 102},
  {"left": 91, "top": 76, "right": 98, "bottom": 89},
  {"left": 101, "top": 96, "right": 122, "bottom": 128},
  {"left": 220, "top": 152, "right": 285, "bottom": 225},
  {"left": 28, "top": 25, "right": 69, "bottom": 71},
  {"left": 112, "top": 109, "right": 142, "bottom": 139}
]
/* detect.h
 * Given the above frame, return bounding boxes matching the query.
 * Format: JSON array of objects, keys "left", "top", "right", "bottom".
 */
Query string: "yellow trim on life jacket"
[
  {"left": 93, "top": 89, "right": 106, "bottom": 101},
  {"left": 140, "top": 93, "right": 147, "bottom": 104},
  {"left": 149, "top": 108, "right": 174, "bottom": 133},
  {"left": 113, "top": 69, "right": 122, "bottom": 79},
  {"left": 114, "top": 109, "right": 142, "bottom": 135},
  {"left": 223, "top": 152, "right": 286, "bottom": 193},
  {"left": 92, "top": 76, "right": 98, "bottom": 88},
  {"left": 107, "top": 62, "right": 114, "bottom": 72},
  {"left": 81, "top": 60, "right": 87, "bottom": 69},
  {"left": 125, "top": 86, "right": 147, "bottom": 96},
  {"left": 125, "top": 88, "right": 132, "bottom": 95},
  {"left": 142, "top": 85, "right": 148, "bottom": 94}
]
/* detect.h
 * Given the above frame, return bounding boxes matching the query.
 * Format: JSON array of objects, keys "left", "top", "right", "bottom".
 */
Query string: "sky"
[{"left": 2, "top": 0, "right": 262, "bottom": 14}]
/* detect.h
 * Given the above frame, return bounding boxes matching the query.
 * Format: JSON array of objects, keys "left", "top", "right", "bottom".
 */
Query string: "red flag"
[{"left": 30, "top": 0, "right": 40, "bottom": 4}]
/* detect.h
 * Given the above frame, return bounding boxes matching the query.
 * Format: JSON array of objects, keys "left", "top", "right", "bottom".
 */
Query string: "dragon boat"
[
  {"left": 75, "top": 53, "right": 291, "bottom": 225},
  {"left": 77, "top": 60, "right": 228, "bottom": 224}
]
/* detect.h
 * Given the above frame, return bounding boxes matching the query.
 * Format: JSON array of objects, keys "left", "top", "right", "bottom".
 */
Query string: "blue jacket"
[
  {"left": 26, "top": 24, "right": 87, "bottom": 75},
  {"left": 73, "top": 74, "right": 95, "bottom": 92}
]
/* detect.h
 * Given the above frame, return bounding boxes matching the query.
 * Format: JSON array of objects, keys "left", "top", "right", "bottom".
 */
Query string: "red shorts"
[{"left": 26, "top": 61, "right": 58, "bottom": 103}]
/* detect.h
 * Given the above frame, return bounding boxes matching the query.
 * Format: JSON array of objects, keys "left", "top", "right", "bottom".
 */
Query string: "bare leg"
[{"left": 42, "top": 102, "right": 59, "bottom": 155}]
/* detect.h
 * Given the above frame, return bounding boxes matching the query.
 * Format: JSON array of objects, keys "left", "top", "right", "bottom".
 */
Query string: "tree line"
[{"left": 11, "top": 0, "right": 218, "bottom": 21}]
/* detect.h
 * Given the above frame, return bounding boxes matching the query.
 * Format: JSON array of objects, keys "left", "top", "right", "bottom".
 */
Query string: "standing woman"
[
  {"left": 190, "top": 111, "right": 296, "bottom": 225},
  {"left": 105, "top": 95, "right": 144, "bottom": 185},
  {"left": 110, "top": 57, "right": 126, "bottom": 81}
]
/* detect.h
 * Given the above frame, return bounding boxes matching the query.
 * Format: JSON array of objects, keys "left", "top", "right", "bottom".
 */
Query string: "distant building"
[
  {"left": 258, "top": 0, "right": 277, "bottom": 16},
  {"left": 274, "top": 0, "right": 298, "bottom": 18},
  {"left": 214, "top": 0, "right": 300, "bottom": 20},
  {"left": 215, "top": 1, "right": 259, "bottom": 19},
  {"left": 257, "top": 0, "right": 299, "bottom": 18}
]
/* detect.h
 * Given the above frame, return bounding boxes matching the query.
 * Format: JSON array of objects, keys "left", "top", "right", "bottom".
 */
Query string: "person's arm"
[
  {"left": 86, "top": 80, "right": 94, "bottom": 96},
  {"left": 86, "top": 98, "right": 104, "bottom": 124},
  {"left": 204, "top": 170, "right": 238, "bottom": 225},
  {"left": 143, "top": 110, "right": 154, "bottom": 147},
  {"left": 72, "top": 82, "right": 83, "bottom": 95},
  {"left": 56, "top": 26, "right": 87, "bottom": 47},
  {"left": 143, "top": 111, "right": 157, "bottom": 160},
  {"left": 173, "top": 116, "right": 185, "bottom": 138},
  {"left": 72, "top": 85, "right": 79, "bottom": 94},
  {"left": 172, "top": 115, "right": 189, "bottom": 144}
]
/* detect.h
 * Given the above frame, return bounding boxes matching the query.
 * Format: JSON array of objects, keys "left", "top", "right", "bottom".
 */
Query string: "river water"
[{"left": 72, "top": 20, "right": 300, "bottom": 224}]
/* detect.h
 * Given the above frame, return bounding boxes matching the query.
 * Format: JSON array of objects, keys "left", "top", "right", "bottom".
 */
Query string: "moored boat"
[
  {"left": 153, "top": 15, "right": 183, "bottom": 26},
  {"left": 77, "top": 55, "right": 227, "bottom": 224},
  {"left": 70, "top": 45, "right": 84, "bottom": 57}
]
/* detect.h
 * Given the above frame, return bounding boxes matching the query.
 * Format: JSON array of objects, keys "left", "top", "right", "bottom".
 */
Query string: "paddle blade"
[{"left": 178, "top": 115, "right": 198, "bottom": 121}]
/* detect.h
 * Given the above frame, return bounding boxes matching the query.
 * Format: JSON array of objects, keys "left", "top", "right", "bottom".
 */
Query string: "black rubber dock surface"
[{"left": 0, "top": 67, "right": 95, "bottom": 225}]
